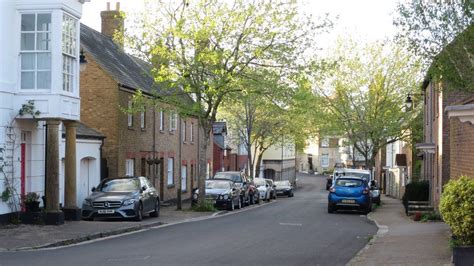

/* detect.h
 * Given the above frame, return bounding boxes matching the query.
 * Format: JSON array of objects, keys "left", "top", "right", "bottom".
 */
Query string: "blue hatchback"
[{"left": 327, "top": 177, "right": 372, "bottom": 214}]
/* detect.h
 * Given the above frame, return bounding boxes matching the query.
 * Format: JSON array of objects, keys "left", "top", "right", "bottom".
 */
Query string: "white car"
[{"left": 253, "top": 178, "right": 271, "bottom": 201}]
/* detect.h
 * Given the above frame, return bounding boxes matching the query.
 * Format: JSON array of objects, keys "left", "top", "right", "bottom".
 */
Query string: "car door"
[{"left": 139, "top": 177, "right": 151, "bottom": 212}]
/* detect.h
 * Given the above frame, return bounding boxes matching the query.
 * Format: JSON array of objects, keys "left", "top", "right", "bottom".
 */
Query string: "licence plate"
[
  {"left": 341, "top": 199, "right": 356, "bottom": 204},
  {"left": 98, "top": 209, "right": 115, "bottom": 214}
]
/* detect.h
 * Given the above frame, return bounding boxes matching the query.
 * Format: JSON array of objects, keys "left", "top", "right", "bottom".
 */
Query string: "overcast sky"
[{"left": 81, "top": 0, "right": 399, "bottom": 53}]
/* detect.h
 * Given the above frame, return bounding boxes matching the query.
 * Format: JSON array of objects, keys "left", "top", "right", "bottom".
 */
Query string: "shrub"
[
  {"left": 413, "top": 212, "right": 422, "bottom": 221},
  {"left": 402, "top": 180, "right": 429, "bottom": 214},
  {"left": 439, "top": 176, "right": 474, "bottom": 246},
  {"left": 191, "top": 201, "right": 217, "bottom": 212}
]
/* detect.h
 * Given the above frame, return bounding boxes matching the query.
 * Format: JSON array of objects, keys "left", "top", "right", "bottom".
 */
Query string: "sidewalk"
[
  {"left": 349, "top": 196, "right": 452, "bottom": 266},
  {"left": 0, "top": 203, "right": 215, "bottom": 251}
]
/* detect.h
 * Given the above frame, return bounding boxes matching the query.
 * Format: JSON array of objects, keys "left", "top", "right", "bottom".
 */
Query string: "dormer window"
[
  {"left": 20, "top": 13, "right": 51, "bottom": 89},
  {"left": 62, "top": 14, "right": 78, "bottom": 92}
]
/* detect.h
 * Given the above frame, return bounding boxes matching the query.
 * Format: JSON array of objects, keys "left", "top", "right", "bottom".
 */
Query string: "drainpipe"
[
  {"left": 43, "top": 122, "right": 48, "bottom": 206},
  {"left": 177, "top": 116, "right": 182, "bottom": 210}
]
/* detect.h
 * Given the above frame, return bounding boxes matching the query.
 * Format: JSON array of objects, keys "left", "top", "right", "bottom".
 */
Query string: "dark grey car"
[{"left": 81, "top": 176, "right": 160, "bottom": 221}]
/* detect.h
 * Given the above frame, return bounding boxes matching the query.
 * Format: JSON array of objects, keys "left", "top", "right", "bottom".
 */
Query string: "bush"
[
  {"left": 191, "top": 201, "right": 217, "bottom": 212},
  {"left": 439, "top": 176, "right": 474, "bottom": 246},
  {"left": 402, "top": 180, "right": 429, "bottom": 214}
]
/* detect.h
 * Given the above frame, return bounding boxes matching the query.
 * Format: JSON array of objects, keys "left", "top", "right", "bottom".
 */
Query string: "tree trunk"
[
  {"left": 247, "top": 141, "right": 253, "bottom": 178},
  {"left": 197, "top": 124, "right": 210, "bottom": 205},
  {"left": 255, "top": 151, "right": 264, "bottom": 178}
]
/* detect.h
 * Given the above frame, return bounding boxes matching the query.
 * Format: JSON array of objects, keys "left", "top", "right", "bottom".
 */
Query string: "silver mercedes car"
[{"left": 81, "top": 176, "right": 160, "bottom": 221}]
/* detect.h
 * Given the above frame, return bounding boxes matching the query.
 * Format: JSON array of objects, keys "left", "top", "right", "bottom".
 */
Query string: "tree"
[
  {"left": 312, "top": 40, "right": 423, "bottom": 169},
  {"left": 394, "top": 1, "right": 473, "bottom": 91},
  {"left": 124, "top": 0, "right": 331, "bottom": 205}
]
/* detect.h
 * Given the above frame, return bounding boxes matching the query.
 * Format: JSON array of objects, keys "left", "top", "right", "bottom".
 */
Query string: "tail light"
[
  {"left": 363, "top": 188, "right": 369, "bottom": 194},
  {"left": 329, "top": 188, "right": 336, "bottom": 193}
]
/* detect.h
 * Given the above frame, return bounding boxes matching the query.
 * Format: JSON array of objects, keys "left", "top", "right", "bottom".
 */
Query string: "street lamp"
[
  {"left": 79, "top": 49, "right": 88, "bottom": 72},
  {"left": 405, "top": 92, "right": 424, "bottom": 111}
]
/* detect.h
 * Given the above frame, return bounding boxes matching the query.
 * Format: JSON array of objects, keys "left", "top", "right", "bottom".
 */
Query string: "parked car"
[
  {"left": 370, "top": 180, "right": 381, "bottom": 204},
  {"left": 212, "top": 171, "right": 250, "bottom": 206},
  {"left": 247, "top": 179, "right": 261, "bottom": 204},
  {"left": 192, "top": 179, "right": 242, "bottom": 210},
  {"left": 274, "top": 180, "right": 294, "bottom": 197},
  {"left": 81, "top": 176, "right": 160, "bottom": 221},
  {"left": 327, "top": 176, "right": 372, "bottom": 214},
  {"left": 265, "top": 179, "right": 277, "bottom": 199},
  {"left": 253, "top": 178, "right": 271, "bottom": 201}
]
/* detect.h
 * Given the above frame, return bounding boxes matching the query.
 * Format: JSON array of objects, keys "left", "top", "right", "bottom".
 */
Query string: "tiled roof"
[{"left": 62, "top": 122, "right": 105, "bottom": 140}]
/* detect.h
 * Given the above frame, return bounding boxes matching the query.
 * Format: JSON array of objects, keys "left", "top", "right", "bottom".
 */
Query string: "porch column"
[
  {"left": 45, "top": 119, "right": 64, "bottom": 225},
  {"left": 64, "top": 121, "right": 81, "bottom": 220}
]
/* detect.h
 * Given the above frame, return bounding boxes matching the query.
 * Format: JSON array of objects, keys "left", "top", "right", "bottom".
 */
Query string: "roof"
[
  {"left": 61, "top": 122, "right": 105, "bottom": 140},
  {"left": 212, "top": 122, "right": 227, "bottom": 134},
  {"left": 80, "top": 24, "right": 157, "bottom": 93}
]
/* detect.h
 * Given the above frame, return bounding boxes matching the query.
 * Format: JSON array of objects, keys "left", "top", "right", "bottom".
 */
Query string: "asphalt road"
[{"left": 0, "top": 173, "right": 377, "bottom": 266}]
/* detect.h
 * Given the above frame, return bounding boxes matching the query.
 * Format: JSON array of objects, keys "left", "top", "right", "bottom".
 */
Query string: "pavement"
[
  {"left": 348, "top": 195, "right": 452, "bottom": 266},
  {"left": 0, "top": 202, "right": 215, "bottom": 251}
]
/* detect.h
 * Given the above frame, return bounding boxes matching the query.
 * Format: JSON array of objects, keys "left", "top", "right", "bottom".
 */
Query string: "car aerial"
[
  {"left": 81, "top": 176, "right": 160, "bottom": 221},
  {"left": 274, "top": 180, "right": 294, "bottom": 197},
  {"left": 212, "top": 171, "right": 251, "bottom": 206},
  {"left": 192, "top": 179, "right": 242, "bottom": 210},
  {"left": 253, "top": 177, "right": 271, "bottom": 201},
  {"left": 327, "top": 176, "right": 372, "bottom": 214},
  {"left": 265, "top": 179, "right": 277, "bottom": 199}
]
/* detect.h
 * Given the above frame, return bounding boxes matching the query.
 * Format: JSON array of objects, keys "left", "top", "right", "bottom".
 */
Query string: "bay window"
[{"left": 62, "top": 14, "right": 77, "bottom": 92}]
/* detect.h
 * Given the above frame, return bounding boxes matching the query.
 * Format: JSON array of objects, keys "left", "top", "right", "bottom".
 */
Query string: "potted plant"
[
  {"left": 23, "top": 192, "right": 40, "bottom": 212},
  {"left": 439, "top": 176, "right": 474, "bottom": 266}
]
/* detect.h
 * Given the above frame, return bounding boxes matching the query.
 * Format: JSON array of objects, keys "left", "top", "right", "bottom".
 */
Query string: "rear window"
[
  {"left": 213, "top": 172, "right": 241, "bottom": 182},
  {"left": 335, "top": 179, "right": 364, "bottom": 187}
]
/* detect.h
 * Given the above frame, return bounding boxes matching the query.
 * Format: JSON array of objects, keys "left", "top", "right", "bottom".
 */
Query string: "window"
[
  {"left": 181, "top": 165, "right": 187, "bottom": 192},
  {"left": 159, "top": 110, "right": 164, "bottom": 131},
  {"left": 167, "top": 158, "right": 174, "bottom": 185},
  {"left": 321, "top": 154, "right": 329, "bottom": 168},
  {"left": 190, "top": 122, "right": 194, "bottom": 142},
  {"left": 321, "top": 138, "right": 329, "bottom": 148},
  {"left": 127, "top": 101, "right": 133, "bottom": 127},
  {"left": 206, "top": 162, "right": 210, "bottom": 179},
  {"left": 169, "top": 112, "right": 177, "bottom": 131},
  {"left": 20, "top": 13, "right": 52, "bottom": 89},
  {"left": 125, "top": 159, "right": 134, "bottom": 176},
  {"left": 62, "top": 14, "right": 77, "bottom": 92},
  {"left": 140, "top": 111, "right": 146, "bottom": 129},
  {"left": 182, "top": 120, "right": 187, "bottom": 142}
]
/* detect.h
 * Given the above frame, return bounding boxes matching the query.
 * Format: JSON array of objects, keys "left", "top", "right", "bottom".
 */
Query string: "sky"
[{"left": 81, "top": 0, "right": 399, "bottom": 54}]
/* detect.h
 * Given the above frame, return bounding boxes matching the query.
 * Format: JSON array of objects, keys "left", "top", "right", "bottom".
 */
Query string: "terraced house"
[{"left": 79, "top": 4, "right": 212, "bottom": 203}]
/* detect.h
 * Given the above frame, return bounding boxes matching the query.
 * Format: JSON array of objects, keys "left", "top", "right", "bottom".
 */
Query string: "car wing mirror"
[
  {"left": 141, "top": 185, "right": 147, "bottom": 192},
  {"left": 91, "top": 187, "right": 96, "bottom": 192}
]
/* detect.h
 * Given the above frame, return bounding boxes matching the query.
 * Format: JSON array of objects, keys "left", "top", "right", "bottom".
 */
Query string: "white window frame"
[
  {"left": 127, "top": 101, "right": 133, "bottom": 127},
  {"left": 321, "top": 138, "right": 329, "bottom": 148},
  {"left": 62, "top": 13, "right": 77, "bottom": 92},
  {"left": 190, "top": 122, "right": 194, "bottom": 142},
  {"left": 125, "top": 159, "right": 134, "bottom": 176},
  {"left": 206, "top": 162, "right": 210, "bottom": 179},
  {"left": 182, "top": 120, "right": 187, "bottom": 142},
  {"left": 20, "top": 12, "right": 52, "bottom": 90},
  {"left": 169, "top": 112, "right": 177, "bottom": 131},
  {"left": 159, "top": 110, "right": 164, "bottom": 131},
  {"left": 167, "top": 158, "right": 174, "bottom": 185},
  {"left": 140, "top": 111, "right": 146, "bottom": 129},
  {"left": 321, "top": 154, "right": 329, "bottom": 168}
]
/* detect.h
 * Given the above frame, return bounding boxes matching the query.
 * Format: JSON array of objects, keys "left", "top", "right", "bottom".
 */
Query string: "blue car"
[{"left": 328, "top": 177, "right": 372, "bottom": 214}]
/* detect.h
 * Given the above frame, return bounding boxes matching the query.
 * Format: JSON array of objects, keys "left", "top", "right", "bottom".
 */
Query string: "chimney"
[{"left": 101, "top": 2, "right": 124, "bottom": 47}]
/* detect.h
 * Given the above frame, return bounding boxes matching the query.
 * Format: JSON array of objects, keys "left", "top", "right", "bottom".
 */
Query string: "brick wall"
[{"left": 450, "top": 117, "right": 474, "bottom": 179}]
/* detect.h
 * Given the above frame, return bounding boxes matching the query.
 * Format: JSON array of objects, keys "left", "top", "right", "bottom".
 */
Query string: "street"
[{"left": 0, "top": 173, "right": 377, "bottom": 266}]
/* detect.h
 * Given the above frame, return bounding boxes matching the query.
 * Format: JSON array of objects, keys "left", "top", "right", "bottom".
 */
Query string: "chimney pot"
[
  {"left": 101, "top": 2, "right": 124, "bottom": 48},
  {"left": 116, "top": 2, "right": 120, "bottom": 11},
  {"left": 106, "top": 2, "right": 110, "bottom": 10}
]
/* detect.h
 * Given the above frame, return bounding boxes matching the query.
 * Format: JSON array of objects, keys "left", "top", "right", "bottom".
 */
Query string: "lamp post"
[
  {"left": 405, "top": 92, "right": 424, "bottom": 111},
  {"left": 79, "top": 49, "right": 88, "bottom": 72}
]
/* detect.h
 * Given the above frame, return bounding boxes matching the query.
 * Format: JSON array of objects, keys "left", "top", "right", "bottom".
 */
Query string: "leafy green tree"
[
  {"left": 124, "top": 0, "right": 331, "bottom": 205},
  {"left": 312, "top": 40, "right": 422, "bottom": 169},
  {"left": 394, "top": 1, "right": 473, "bottom": 91}
]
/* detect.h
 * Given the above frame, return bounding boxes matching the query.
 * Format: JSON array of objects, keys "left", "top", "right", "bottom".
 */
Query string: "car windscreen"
[
  {"left": 344, "top": 172, "right": 370, "bottom": 180},
  {"left": 99, "top": 178, "right": 140, "bottom": 192},
  {"left": 213, "top": 173, "right": 241, "bottom": 182},
  {"left": 205, "top": 181, "right": 231, "bottom": 189},
  {"left": 253, "top": 178, "right": 266, "bottom": 186},
  {"left": 335, "top": 179, "right": 364, "bottom": 187},
  {"left": 274, "top": 181, "right": 290, "bottom": 187}
]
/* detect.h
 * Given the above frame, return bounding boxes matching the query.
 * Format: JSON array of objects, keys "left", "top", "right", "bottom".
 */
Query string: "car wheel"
[
  {"left": 228, "top": 199, "right": 235, "bottom": 211},
  {"left": 328, "top": 203, "right": 334, "bottom": 213},
  {"left": 250, "top": 194, "right": 255, "bottom": 205},
  {"left": 150, "top": 199, "right": 160, "bottom": 217},
  {"left": 134, "top": 202, "right": 144, "bottom": 221},
  {"left": 237, "top": 197, "right": 242, "bottom": 209}
]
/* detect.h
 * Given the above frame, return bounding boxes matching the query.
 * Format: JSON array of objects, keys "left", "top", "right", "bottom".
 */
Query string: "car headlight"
[
  {"left": 122, "top": 198, "right": 137, "bottom": 206},
  {"left": 82, "top": 199, "right": 92, "bottom": 207},
  {"left": 193, "top": 193, "right": 198, "bottom": 199},
  {"left": 223, "top": 194, "right": 229, "bottom": 200}
]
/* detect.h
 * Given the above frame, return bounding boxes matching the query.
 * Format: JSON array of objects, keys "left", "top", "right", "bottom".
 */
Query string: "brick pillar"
[
  {"left": 45, "top": 119, "right": 64, "bottom": 225},
  {"left": 64, "top": 121, "right": 81, "bottom": 220}
]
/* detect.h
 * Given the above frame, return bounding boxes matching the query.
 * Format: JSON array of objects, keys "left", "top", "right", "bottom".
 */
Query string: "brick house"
[
  {"left": 79, "top": 5, "right": 211, "bottom": 202},
  {"left": 416, "top": 25, "right": 474, "bottom": 208},
  {"left": 212, "top": 122, "right": 231, "bottom": 175}
]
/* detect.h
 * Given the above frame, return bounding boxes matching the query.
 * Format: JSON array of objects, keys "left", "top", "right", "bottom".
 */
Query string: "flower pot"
[
  {"left": 453, "top": 246, "right": 474, "bottom": 266},
  {"left": 25, "top": 201, "right": 40, "bottom": 212}
]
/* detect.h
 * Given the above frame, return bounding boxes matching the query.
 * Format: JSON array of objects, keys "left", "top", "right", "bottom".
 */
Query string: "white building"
[
  {"left": 0, "top": 0, "right": 101, "bottom": 224},
  {"left": 259, "top": 139, "right": 296, "bottom": 183}
]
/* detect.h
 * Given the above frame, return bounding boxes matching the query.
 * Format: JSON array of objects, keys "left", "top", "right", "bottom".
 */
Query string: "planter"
[
  {"left": 25, "top": 201, "right": 40, "bottom": 212},
  {"left": 453, "top": 246, "right": 474, "bottom": 266}
]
